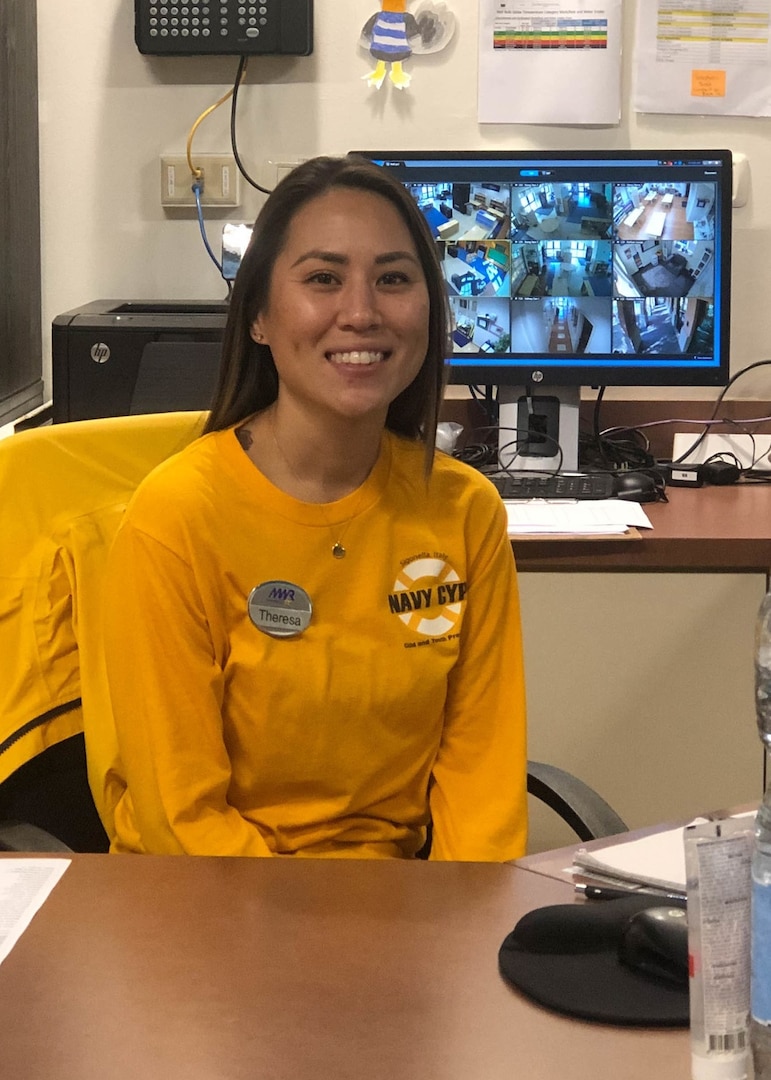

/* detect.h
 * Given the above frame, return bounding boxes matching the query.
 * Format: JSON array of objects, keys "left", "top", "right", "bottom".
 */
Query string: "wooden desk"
[
  {"left": 513, "top": 483, "right": 771, "bottom": 572},
  {"left": 0, "top": 854, "right": 688, "bottom": 1079}
]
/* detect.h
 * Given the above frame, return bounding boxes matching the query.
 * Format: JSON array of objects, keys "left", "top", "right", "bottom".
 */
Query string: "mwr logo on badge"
[
  {"left": 388, "top": 557, "right": 466, "bottom": 638},
  {"left": 248, "top": 580, "right": 312, "bottom": 639}
]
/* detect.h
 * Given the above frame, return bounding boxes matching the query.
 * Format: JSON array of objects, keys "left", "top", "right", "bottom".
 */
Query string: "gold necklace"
[{"left": 270, "top": 420, "right": 369, "bottom": 560}]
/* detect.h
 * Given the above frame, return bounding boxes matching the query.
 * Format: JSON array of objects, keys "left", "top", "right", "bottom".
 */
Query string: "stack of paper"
[
  {"left": 505, "top": 499, "right": 653, "bottom": 537},
  {"left": 572, "top": 811, "right": 756, "bottom": 897}
]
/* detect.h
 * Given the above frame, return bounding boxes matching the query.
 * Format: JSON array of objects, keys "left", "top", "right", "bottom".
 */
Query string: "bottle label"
[
  {"left": 752, "top": 878, "right": 771, "bottom": 1024},
  {"left": 693, "top": 831, "right": 752, "bottom": 1045}
]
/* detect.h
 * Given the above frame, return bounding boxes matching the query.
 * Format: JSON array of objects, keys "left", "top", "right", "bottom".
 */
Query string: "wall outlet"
[
  {"left": 672, "top": 431, "right": 771, "bottom": 472},
  {"left": 160, "top": 155, "right": 240, "bottom": 208},
  {"left": 270, "top": 159, "right": 304, "bottom": 185}
]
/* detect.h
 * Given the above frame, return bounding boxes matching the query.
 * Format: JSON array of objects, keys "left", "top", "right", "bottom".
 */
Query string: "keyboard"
[{"left": 488, "top": 472, "right": 616, "bottom": 501}]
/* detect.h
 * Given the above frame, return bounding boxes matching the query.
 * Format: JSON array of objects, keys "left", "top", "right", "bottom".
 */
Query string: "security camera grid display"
[{"left": 404, "top": 176, "right": 718, "bottom": 362}]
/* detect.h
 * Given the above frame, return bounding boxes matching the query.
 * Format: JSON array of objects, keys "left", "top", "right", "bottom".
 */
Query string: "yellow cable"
[{"left": 185, "top": 60, "right": 249, "bottom": 182}]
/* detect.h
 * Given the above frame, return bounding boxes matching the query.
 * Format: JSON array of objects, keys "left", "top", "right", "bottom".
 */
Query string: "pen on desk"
[{"left": 575, "top": 883, "right": 686, "bottom": 902}]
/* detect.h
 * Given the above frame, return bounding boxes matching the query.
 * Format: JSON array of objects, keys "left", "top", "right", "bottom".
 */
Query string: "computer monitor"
[{"left": 355, "top": 149, "right": 732, "bottom": 471}]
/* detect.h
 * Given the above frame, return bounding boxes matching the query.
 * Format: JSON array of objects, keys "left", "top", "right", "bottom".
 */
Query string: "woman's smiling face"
[{"left": 249, "top": 185, "right": 431, "bottom": 426}]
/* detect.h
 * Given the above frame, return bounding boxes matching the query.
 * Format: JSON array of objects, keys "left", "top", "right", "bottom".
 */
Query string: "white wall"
[
  {"left": 37, "top": 0, "right": 771, "bottom": 393},
  {"left": 36, "top": 1, "right": 768, "bottom": 850}
]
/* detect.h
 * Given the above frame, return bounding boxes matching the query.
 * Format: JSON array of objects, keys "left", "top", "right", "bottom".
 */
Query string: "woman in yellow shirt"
[{"left": 104, "top": 155, "right": 527, "bottom": 860}]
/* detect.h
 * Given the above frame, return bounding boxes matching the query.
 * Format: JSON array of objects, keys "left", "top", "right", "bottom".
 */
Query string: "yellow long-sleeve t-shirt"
[{"left": 104, "top": 427, "right": 527, "bottom": 860}]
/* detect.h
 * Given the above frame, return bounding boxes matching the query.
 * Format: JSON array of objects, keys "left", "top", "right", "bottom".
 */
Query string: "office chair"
[
  {"left": 0, "top": 410, "right": 208, "bottom": 852},
  {"left": 0, "top": 754, "right": 627, "bottom": 854},
  {"left": 0, "top": 413, "right": 627, "bottom": 855}
]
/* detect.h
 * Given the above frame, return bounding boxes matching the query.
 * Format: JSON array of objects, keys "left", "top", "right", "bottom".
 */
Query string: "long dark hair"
[{"left": 204, "top": 155, "right": 449, "bottom": 470}]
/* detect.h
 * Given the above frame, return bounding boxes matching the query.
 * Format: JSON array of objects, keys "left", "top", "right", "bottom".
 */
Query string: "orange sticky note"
[{"left": 691, "top": 70, "right": 726, "bottom": 97}]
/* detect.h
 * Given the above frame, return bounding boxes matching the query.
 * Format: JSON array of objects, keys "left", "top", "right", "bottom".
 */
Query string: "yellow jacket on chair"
[{"left": 0, "top": 411, "right": 206, "bottom": 841}]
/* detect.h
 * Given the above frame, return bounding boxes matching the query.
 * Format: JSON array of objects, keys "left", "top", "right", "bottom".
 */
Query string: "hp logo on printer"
[{"left": 90, "top": 342, "right": 111, "bottom": 364}]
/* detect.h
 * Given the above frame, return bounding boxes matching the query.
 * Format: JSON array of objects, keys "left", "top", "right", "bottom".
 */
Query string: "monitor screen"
[{"left": 354, "top": 149, "right": 732, "bottom": 391}]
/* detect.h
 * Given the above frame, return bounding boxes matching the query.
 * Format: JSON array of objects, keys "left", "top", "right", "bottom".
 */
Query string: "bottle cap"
[{"left": 691, "top": 1051, "right": 749, "bottom": 1080}]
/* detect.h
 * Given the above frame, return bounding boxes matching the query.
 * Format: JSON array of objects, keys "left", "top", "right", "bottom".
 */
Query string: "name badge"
[{"left": 248, "top": 580, "right": 312, "bottom": 638}]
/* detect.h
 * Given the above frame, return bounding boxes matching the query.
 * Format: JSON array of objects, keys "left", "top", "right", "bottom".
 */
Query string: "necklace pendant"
[{"left": 332, "top": 542, "right": 346, "bottom": 559}]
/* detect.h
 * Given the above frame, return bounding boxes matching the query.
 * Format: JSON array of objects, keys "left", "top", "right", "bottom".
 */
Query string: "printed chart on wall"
[
  {"left": 634, "top": 1, "right": 771, "bottom": 116},
  {"left": 477, "top": 0, "right": 622, "bottom": 125}
]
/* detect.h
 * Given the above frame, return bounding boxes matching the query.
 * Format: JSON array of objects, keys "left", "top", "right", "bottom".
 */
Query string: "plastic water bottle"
[
  {"left": 751, "top": 590, "right": 771, "bottom": 1079},
  {"left": 757, "top": 590, "right": 771, "bottom": 751}
]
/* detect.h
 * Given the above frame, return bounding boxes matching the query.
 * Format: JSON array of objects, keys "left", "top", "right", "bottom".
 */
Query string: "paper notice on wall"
[
  {"left": 477, "top": 0, "right": 622, "bottom": 125},
  {"left": 634, "top": 1, "right": 771, "bottom": 116}
]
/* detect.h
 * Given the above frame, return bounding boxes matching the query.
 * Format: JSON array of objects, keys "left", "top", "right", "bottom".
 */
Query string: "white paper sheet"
[
  {"left": 571, "top": 812, "right": 756, "bottom": 893},
  {"left": 634, "top": 1, "right": 771, "bottom": 117},
  {"left": 505, "top": 499, "right": 653, "bottom": 536},
  {"left": 478, "top": 0, "right": 622, "bottom": 125},
  {"left": 0, "top": 858, "right": 70, "bottom": 965}
]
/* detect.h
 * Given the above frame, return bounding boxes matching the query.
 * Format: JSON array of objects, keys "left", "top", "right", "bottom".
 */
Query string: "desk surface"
[
  {"left": 513, "top": 482, "right": 771, "bottom": 572},
  {"left": 0, "top": 854, "right": 689, "bottom": 1080}
]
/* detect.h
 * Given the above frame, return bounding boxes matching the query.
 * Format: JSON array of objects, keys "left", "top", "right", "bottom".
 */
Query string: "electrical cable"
[
  {"left": 587, "top": 359, "right": 771, "bottom": 488},
  {"left": 498, "top": 429, "right": 565, "bottom": 476},
  {"left": 231, "top": 56, "right": 273, "bottom": 195},
  {"left": 453, "top": 442, "right": 497, "bottom": 468},
  {"left": 467, "top": 384, "right": 499, "bottom": 429},
  {"left": 600, "top": 413, "right": 771, "bottom": 439},
  {"left": 192, "top": 182, "right": 225, "bottom": 278},
  {"left": 457, "top": 418, "right": 672, "bottom": 501},
  {"left": 596, "top": 359, "right": 771, "bottom": 468},
  {"left": 183, "top": 73, "right": 248, "bottom": 283},
  {"left": 591, "top": 386, "right": 612, "bottom": 468},
  {"left": 683, "top": 358, "right": 771, "bottom": 457},
  {"left": 580, "top": 424, "right": 655, "bottom": 472},
  {"left": 461, "top": 362, "right": 771, "bottom": 483},
  {"left": 463, "top": 423, "right": 565, "bottom": 477},
  {"left": 186, "top": 82, "right": 241, "bottom": 181},
  {"left": 179, "top": 53, "right": 282, "bottom": 252}
]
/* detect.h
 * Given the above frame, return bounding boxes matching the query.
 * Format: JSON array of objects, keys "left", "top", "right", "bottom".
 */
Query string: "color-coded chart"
[{"left": 494, "top": 17, "right": 609, "bottom": 50}]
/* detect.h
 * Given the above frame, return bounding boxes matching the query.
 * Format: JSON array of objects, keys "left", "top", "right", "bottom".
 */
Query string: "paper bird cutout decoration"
[{"left": 360, "top": 1, "right": 456, "bottom": 90}]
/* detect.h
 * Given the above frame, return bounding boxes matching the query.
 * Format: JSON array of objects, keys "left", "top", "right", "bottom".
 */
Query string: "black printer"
[{"left": 52, "top": 300, "right": 229, "bottom": 423}]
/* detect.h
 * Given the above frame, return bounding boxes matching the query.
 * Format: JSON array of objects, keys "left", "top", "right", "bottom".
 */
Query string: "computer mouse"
[
  {"left": 617, "top": 906, "right": 689, "bottom": 987},
  {"left": 613, "top": 471, "right": 659, "bottom": 503}
]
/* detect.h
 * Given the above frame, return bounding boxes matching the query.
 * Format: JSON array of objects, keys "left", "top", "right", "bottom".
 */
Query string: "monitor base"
[{"left": 497, "top": 385, "right": 580, "bottom": 473}]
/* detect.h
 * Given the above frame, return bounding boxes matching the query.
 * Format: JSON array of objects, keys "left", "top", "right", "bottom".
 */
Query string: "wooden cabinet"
[{"left": 0, "top": 0, "right": 44, "bottom": 426}]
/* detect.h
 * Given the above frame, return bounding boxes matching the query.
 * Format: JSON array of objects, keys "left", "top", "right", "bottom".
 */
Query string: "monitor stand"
[{"left": 497, "top": 385, "right": 580, "bottom": 473}]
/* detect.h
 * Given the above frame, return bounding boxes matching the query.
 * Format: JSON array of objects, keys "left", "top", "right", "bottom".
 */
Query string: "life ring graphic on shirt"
[{"left": 390, "top": 558, "right": 465, "bottom": 638}]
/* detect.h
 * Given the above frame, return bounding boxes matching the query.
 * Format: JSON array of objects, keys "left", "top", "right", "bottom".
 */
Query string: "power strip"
[{"left": 671, "top": 432, "right": 771, "bottom": 472}]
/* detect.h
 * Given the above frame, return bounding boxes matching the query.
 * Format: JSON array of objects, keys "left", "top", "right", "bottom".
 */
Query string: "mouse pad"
[{"left": 498, "top": 895, "right": 689, "bottom": 1027}]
